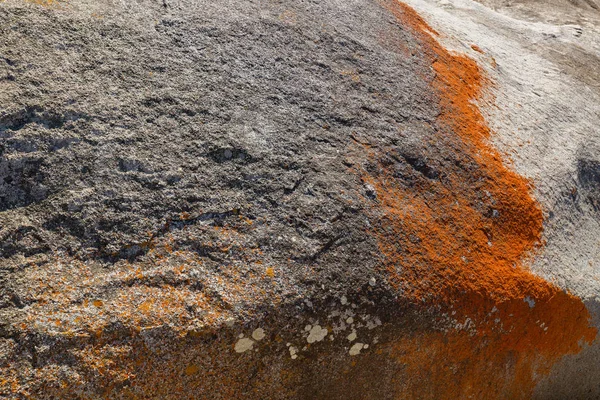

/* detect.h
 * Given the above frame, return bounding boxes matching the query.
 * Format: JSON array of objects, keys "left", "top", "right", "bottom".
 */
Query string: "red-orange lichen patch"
[
  {"left": 369, "top": 1, "right": 597, "bottom": 397},
  {"left": 471, "top": 44, "right": 485, "bottom": 54}
]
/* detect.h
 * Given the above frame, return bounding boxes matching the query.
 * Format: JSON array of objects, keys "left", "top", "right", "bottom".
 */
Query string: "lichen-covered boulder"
[{"left": 1, "top": 0, "right": 599, "bottom": 398}]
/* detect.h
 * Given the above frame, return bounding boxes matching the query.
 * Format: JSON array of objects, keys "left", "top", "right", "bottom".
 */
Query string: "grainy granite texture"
[{"left": 0, "top": 0, "right": 599, "bottom": 398}]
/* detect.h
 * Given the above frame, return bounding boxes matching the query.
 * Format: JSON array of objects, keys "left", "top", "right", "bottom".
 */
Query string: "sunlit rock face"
[{"left": 1, "top": 0, "right": 599, "bottom": 398}]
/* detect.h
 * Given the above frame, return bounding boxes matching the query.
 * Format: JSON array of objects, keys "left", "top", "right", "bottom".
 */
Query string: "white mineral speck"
[
  {"left": 234, "top": 338, "right": 254, "bottom": 353},
  {"left": 307, "top": 325, "right": 328, "bottom": 343},
  {"left": 289, "top": 346, "right": 298, "bottom": 359},
  {"left": 252, "top": 328, "right": 266, "bottom": 341},
  {"left": 349, "top": 343, "right": 364, "bottom": 356},
  {"left": 347, "top": 331, "right": 357, "bottom": 342}
]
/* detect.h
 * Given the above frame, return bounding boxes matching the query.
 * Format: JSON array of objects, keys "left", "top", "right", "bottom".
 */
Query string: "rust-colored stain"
[{"left": 368, "top": 1, "right": 597, "bottom": 398}]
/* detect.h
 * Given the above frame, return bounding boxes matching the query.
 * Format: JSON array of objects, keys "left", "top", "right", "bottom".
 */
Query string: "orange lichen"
[
  {"left": 340, "top": 69, "right": 361, "bottom": 83},
  {"left": 4, "top": 2, "right": 596, "bottom": 397},
  {"left": 184, "top": 364, "right": 200, "bottom": 376},
  {"left": 138, "top": 300, "right": 153, "bottom": 314},
  {"left": 367, "top": 1, "right": 597, "bottom": 397},
  {"left": 24, "top": 0, "right": 57, "bottom": 5},
  {"left": 471, "top": 44, "right": 485, "bottom": 53}
]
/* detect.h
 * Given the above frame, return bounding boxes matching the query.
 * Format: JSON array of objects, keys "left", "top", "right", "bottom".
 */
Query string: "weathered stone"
[{"left": 0, "top": 0, "right": 599, "bottom": 398}]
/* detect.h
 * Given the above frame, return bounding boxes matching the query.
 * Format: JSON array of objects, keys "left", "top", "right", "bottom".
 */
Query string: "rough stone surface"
[{"left": 0, "top": 0, "right": 599, "bottom": 398}]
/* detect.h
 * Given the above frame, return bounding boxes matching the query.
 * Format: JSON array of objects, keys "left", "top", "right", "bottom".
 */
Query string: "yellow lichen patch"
[
  {"left": 340, "top": 69, "right": 361, "bottom": 83},
  {"left": 0, "top": 376, "right": 22, "bottom": 397},
  {"left": 71, "top": 345, "right": 134, "bottom": 383},
  {"left": 138, "top": 300, "right": 154, "bottom": 314},
  {"left": 184, "top": 364, "right": 199, "bottom": 376},
  {"left": 14, "top": 214, "right": 289, "bottom": 349},
  {"left": 24, "top": 0, "right": 59, "bottom": 7}
]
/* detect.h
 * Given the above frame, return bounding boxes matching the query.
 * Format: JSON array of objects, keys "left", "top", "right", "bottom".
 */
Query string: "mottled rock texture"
[{"left": 0, "top": 0, "right": 599, "bottom": 398}]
